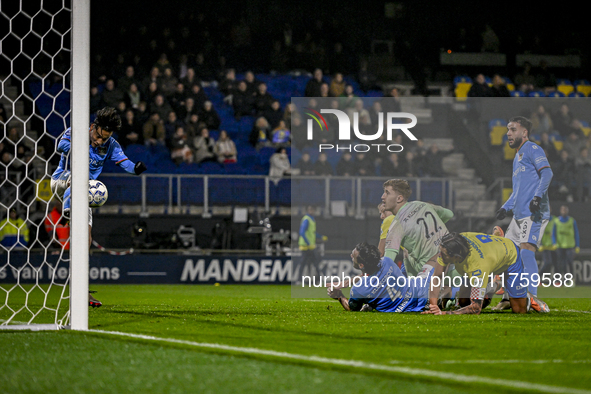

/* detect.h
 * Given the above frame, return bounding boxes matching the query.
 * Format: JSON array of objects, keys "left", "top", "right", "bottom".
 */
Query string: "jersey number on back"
[{"left": 416, "top": 212, "right": 442, "bottom": 239}]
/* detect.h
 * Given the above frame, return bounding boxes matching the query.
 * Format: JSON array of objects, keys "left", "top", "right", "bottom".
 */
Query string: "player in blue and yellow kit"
[
  {"left": 422, "top": 232, "right": 549, "bottom": 315},
  {"left": 495, "top": 116, "right": 552, "bottom": 308},
  {"left": 50, "top": 107, "right": 147, "bottom": 307},
  {"left": 327, "top": 242, "right": 431, "bottom": 313}
]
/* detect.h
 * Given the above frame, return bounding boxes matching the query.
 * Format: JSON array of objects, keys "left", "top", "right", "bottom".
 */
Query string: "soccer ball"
[{"left": 89, "top": 180, "right": 108, "bottom": 207}]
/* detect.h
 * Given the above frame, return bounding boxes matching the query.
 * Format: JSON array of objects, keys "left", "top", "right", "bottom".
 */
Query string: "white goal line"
[{"left": 89, "top": 329, "right": 591, "bottom": 394}]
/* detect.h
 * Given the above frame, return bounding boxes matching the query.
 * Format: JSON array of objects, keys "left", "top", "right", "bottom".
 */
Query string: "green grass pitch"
[{"left": 1, "top": 284, "right": 591, "bottom": 393}]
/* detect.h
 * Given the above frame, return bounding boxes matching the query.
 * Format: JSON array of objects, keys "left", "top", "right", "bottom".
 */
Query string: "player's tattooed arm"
[
  {"left": 446, "top": 299, "right": 483, "bottom": 315},
  {"left": 327, "top": 288, "right": 353, "bottom": 311}
]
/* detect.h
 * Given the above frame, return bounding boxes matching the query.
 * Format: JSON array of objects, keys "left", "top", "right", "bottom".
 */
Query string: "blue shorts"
[{"left": 504, "top": 242, "right": 528, "bottom": 299}]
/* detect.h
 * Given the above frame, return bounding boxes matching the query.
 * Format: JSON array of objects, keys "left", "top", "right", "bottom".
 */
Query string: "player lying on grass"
[
  {"left": 327, "top": 242, "right": 433, "bottom": 312},
  {"left": 422, "top": 232, "right": 549, "bottom": 315}
]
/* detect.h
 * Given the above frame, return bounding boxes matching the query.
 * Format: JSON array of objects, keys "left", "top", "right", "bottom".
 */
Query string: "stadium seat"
[
  {"left": 580, "top": 120, "right": 591, "bottom": 137},
  {"left": 575, "top": 79, "right": 591, "bottom": 96},
  {"left": 552, "top": 134, "right": 564, "bottom": 151},
  {"left": 510, "top": 90, "right": 525, "bottom": 97},
  {"left": 453, "top": 75, "right": 472, "bottom": 101},
  {"left": 528, "top": 91, "right": 545, "bottom": 97},
  {"left": 546, "top": 91, "right": 565, "bottom": 98},
  {"left": 257, "top": 146, "right": 277, "bottom": 166},
  {"left": 489, "top": 118, "right": 507, "bottom": 146},
  {"left": 503, "top": 140, "right": 516, "bottom": 160},
  {"left": 503, "top": 77, "right": 515, "bottom": 91},
  {"left": 568, "top": 91, "right": 586, "bottom": 98},
  {"left": 557, "top": 80, "right": 575, "bottom": 97}
]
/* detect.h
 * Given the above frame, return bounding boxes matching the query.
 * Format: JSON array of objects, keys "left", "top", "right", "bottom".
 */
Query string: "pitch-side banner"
[{"left": 2, "top": 253, "right": 591, "bottom": 285}]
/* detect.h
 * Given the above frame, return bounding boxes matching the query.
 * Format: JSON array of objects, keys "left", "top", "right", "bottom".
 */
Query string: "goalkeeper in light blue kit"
[
  {"left": 494, "top": 116, "right": 552, "bottom": 310},
  {"left": 50, "top": 107, "right": 147, "bottom": 307}
]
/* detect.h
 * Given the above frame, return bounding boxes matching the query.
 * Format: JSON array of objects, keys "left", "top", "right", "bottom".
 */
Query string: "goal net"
[{"left": 0, "top": 0, "right": 89, "bottom": 330}]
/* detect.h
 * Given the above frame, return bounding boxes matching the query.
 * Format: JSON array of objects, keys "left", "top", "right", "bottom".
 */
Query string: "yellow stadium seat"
[
  {"left": 454, "top": 83, "right": 472, "bottom": 101},
  {"left": 490, "top": 125, "right": 506, "bottom": 145},
  {"left": 504, "top": 142, "right": 516, "bottom": 160},
  {"left": 557, "top": 84, "right": 574, "bottom": 97},
  {"left": 553, "top": 140, "right": 563, "bottom": 151},
  {"left": 576, "top": 85, "right": 591, "bottom": 97},
  {"left": 506, "top": 83, "right": 515, "bottom": 91}
]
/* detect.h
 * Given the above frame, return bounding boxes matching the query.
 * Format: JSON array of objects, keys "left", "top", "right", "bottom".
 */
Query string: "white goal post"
[{"left": 0, "top": 0, "right": 89, "bottom": 330}]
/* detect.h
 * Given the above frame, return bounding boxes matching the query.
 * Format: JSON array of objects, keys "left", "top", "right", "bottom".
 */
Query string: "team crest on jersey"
[{"left": 518, "top": 153, "right": 524, "bottom": 161}]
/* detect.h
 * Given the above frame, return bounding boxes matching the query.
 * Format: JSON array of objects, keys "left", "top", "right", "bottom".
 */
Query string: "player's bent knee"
[{"left": 520, "top": 242, "right": 537, "bottom": 252}]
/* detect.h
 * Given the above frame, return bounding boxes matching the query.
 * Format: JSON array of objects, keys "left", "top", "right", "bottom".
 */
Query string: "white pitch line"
[
  {"left": 89, "top": 329, "right": 591, "bottom": 394},
  {"left": 390, "top": 359, "right": 591, "bottom": 365}
]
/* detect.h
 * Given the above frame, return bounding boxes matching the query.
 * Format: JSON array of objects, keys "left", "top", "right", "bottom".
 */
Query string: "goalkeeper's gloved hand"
[
  {"left": 529, "top": 196, "right": 542, "bottom": 213},
  {"left": 495, "top": 208, "right": 507, "bottom": 220},
  {"left": 134, "top": 161, "right": 147, "bottom": 175}
]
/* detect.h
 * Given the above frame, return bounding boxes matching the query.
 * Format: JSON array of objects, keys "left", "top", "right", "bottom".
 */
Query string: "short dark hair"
[
  {"left": 508, "top": 116, "right": 532, "bottom": 138},
  {"left": 94, "top": 107, "right": 122, "bottom": 132},
  {"left": 440, "top": 232, "right": 471, "bottom": 261},
  {"left": 383, "top": 179, "right": 412, "bottom": 200},
  {"left": 355, "top": 242, "right": 381, "bottom": 274}
]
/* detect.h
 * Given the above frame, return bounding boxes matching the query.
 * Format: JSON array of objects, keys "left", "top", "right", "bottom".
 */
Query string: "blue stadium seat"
[
  {"left": 528, "top": 91, "right": 545, "bottom": 97},
  {"left": 510, "top": 90, "right": 525, "bottom": 97},
  {"left": 546, "top": 91, "right": 565, "bottom": 98},
  {"left": 199, "top": 161, "right": 225, "bottom": 174},
  {"left": 453, "top": 75, "right": 472, "bottom": 85},
  {"left": 568, "top": 92, "right": 586, "bottom": 97},
  {"left": 257, "top": 146, "right": 277, "bottom": 165}
]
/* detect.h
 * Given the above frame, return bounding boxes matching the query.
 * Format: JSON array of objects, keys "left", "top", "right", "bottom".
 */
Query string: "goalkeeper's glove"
[
  {"left": 134, "top": 161, "right": 147, "bottom": 175},
  {"left": 529, "top": 196, "right": 542, "bottom": 213},
  {"left": 495, "top": 208, "right": 507, "bottom": 220}
]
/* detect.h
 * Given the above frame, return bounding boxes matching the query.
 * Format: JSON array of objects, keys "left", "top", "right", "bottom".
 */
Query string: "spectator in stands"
[
  {"left": 219, "top": 68, "right": 237, "bottom": 105},
  {"left": 117, "top": 65, "right": 139, "bottom": 94},
  {"left": 319, "top": 82, "right": 330, "bottom": 98},
  {"left": 514, "top": 61, "right": 535, "bottom": 93},
  {"left": 193, "top": 127, "right": 217, "bottom": 163},
  {"left": 531, "top": 104, "right": 554, "bottom": 135},
  {"left": 312, "top": 152, "right": 333, "bottom": 176},
  {"left": 0, "top": 101, "right": 7, "bottom": 123},
  {"left": 142, "top": 67, "right": 161, "bottom": 96},
  {"left": 553, "top": 103, "right": 582, "bottom": 138},
  {"left": 551, "top": 149, "right": 576, "bottom": 201},
  {"left": 402, "top": 151, "right": 419, "bottom": 177},
  {"left": 254, "top": 83, "right": 275, "bottom": 116},
  {"left": 339, "top": 84, "right": 358, "bottom": 109},
  {"left": 355, "top": 152, "right": 375, "bottom": 176},
  {"left": 178, "top": 97, "right": 197, "bottom": 123},
  {"left": 164, "top": 111, "right": 184, "bottom": 147},
  {"left": 421, "top": 144, "right": 446, "bottom": 177},
  {"left": 120, "top": 109, "right": 143, "bottom": 148},
  {"left": 305, "top": 68, "right": 324, "bottom": 97},
  {"left": 187, "top": 83, "right": 208, "bottom": 111},
  {"left": 198, "top": 101, "right": 221, "bottom": 130},
  {"left": 154, "top": 53, "right": 171, "bottom": 73},
  {"left": 468, "top": 74, "right": 493, "bottom": 97},
  {"left": 538, "top": 132, "right": 559, "bottom": 163},
  {"left": 150, "top": 94, "right": 173, "bottom": 121},
  {"left": 145, "top": 81, "right": 161, "bottom": 104},
  {"left": 335, "top": 152, "right": 355, "bottom": 176},
  {"left": 357, "top": 59, "right": 379, "bottom": 93},
  {"left": 250, "top": 116, "right": 272, "bottom": 149},
  {"left": 380, "top": 87, "right": 401, "bottom": 113},
  {"left": 490, "top": 74, "right": 511, "bottom": 97},
  {"left": 233, "top": 80, "right": 255, "bottom": 120},
  {"left": 126, "top": 83, "right": 142, "bottom": 109},
  {"left": 194, "top": 52, "right": 215, "bottom": 82},
  {"left": 380, "top": 153, "right": 406, "bottom": 177},
  {"left": 263, "top": 100, "right": 284, "bottom": 130},
  {"left": 534, "top": 60, "right": 556, "bottom": 94},
  {"left": 214, "top": 130, "right": 237, "bottom": 164},
  {"left": 269, "top": 147, "right": 292, "bottom": 182},
  {"left": 0, "top": 208, "right": 29, "bottom": 248},
  {"left": 575, "top": 147, "right": 591, "bottom": 201},
  {"left": 115, "top": 100, "right": 128, "bottom": 118},
  {"left": 135, "top": 101, "right": 150, "bottom": 126},
  {"left": 271, "top": 120, "right": 291, "bottom": 148},
  {"left": 296, "top": 152, "right": 315, "bottom": 176},
  {"left": 180, "top": 67, "right": 200, "bottom": 90},
  {"left": 329, "top": 73, "right": 346, "bottom": 97},
  {"left": 346, "top": 99, "right": 370, "bottom": 124},
  {"left": 143, "top": 112, "right": 166, "bottom": 147},
  {"left": 101, "top": 79, "right": 125, "bottom": 108},
  {"left": 170, "top": 126, "right": 194, "bottom": 165},
  {"left": 563, "top": 132, "right": 581, "bottom": 159},
  {"left": 90, "top": 86, "right": 102, "bottom": 114},
  {"left": 369, "top": 100, "right": 382, "bottom": 126},
  {"left": 169, "top": 82, "right": 187, "bottom": 113},
  {"left": 480, "top": 24, "right": 500, "bottom": 53},
  {"left": 244, "top": 71, "right": 260, "bottom": 95}
]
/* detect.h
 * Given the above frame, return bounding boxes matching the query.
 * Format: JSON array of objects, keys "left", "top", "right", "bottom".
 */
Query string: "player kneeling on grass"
[
  {"left": 327, "top": 242, "right": 433, "bottom": 312},
  {"left": 422, "top": 232, "right": 549, "bottom": 315}
]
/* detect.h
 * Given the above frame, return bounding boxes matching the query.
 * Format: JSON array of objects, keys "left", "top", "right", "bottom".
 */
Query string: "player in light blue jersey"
[
  {"left": 327, "top": 242, "right": 432, "bottom": 313},
  {"left": 50, "top": 107, "right": 147, "bottom": 307},
  {"left": 494, "top": 116, "right": 552, "bottom": 309}
]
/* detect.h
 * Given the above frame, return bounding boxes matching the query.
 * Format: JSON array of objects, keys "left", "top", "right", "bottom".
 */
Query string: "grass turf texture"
[{"left": 1, "top": 284, "right": 590, "bottom": 393}]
